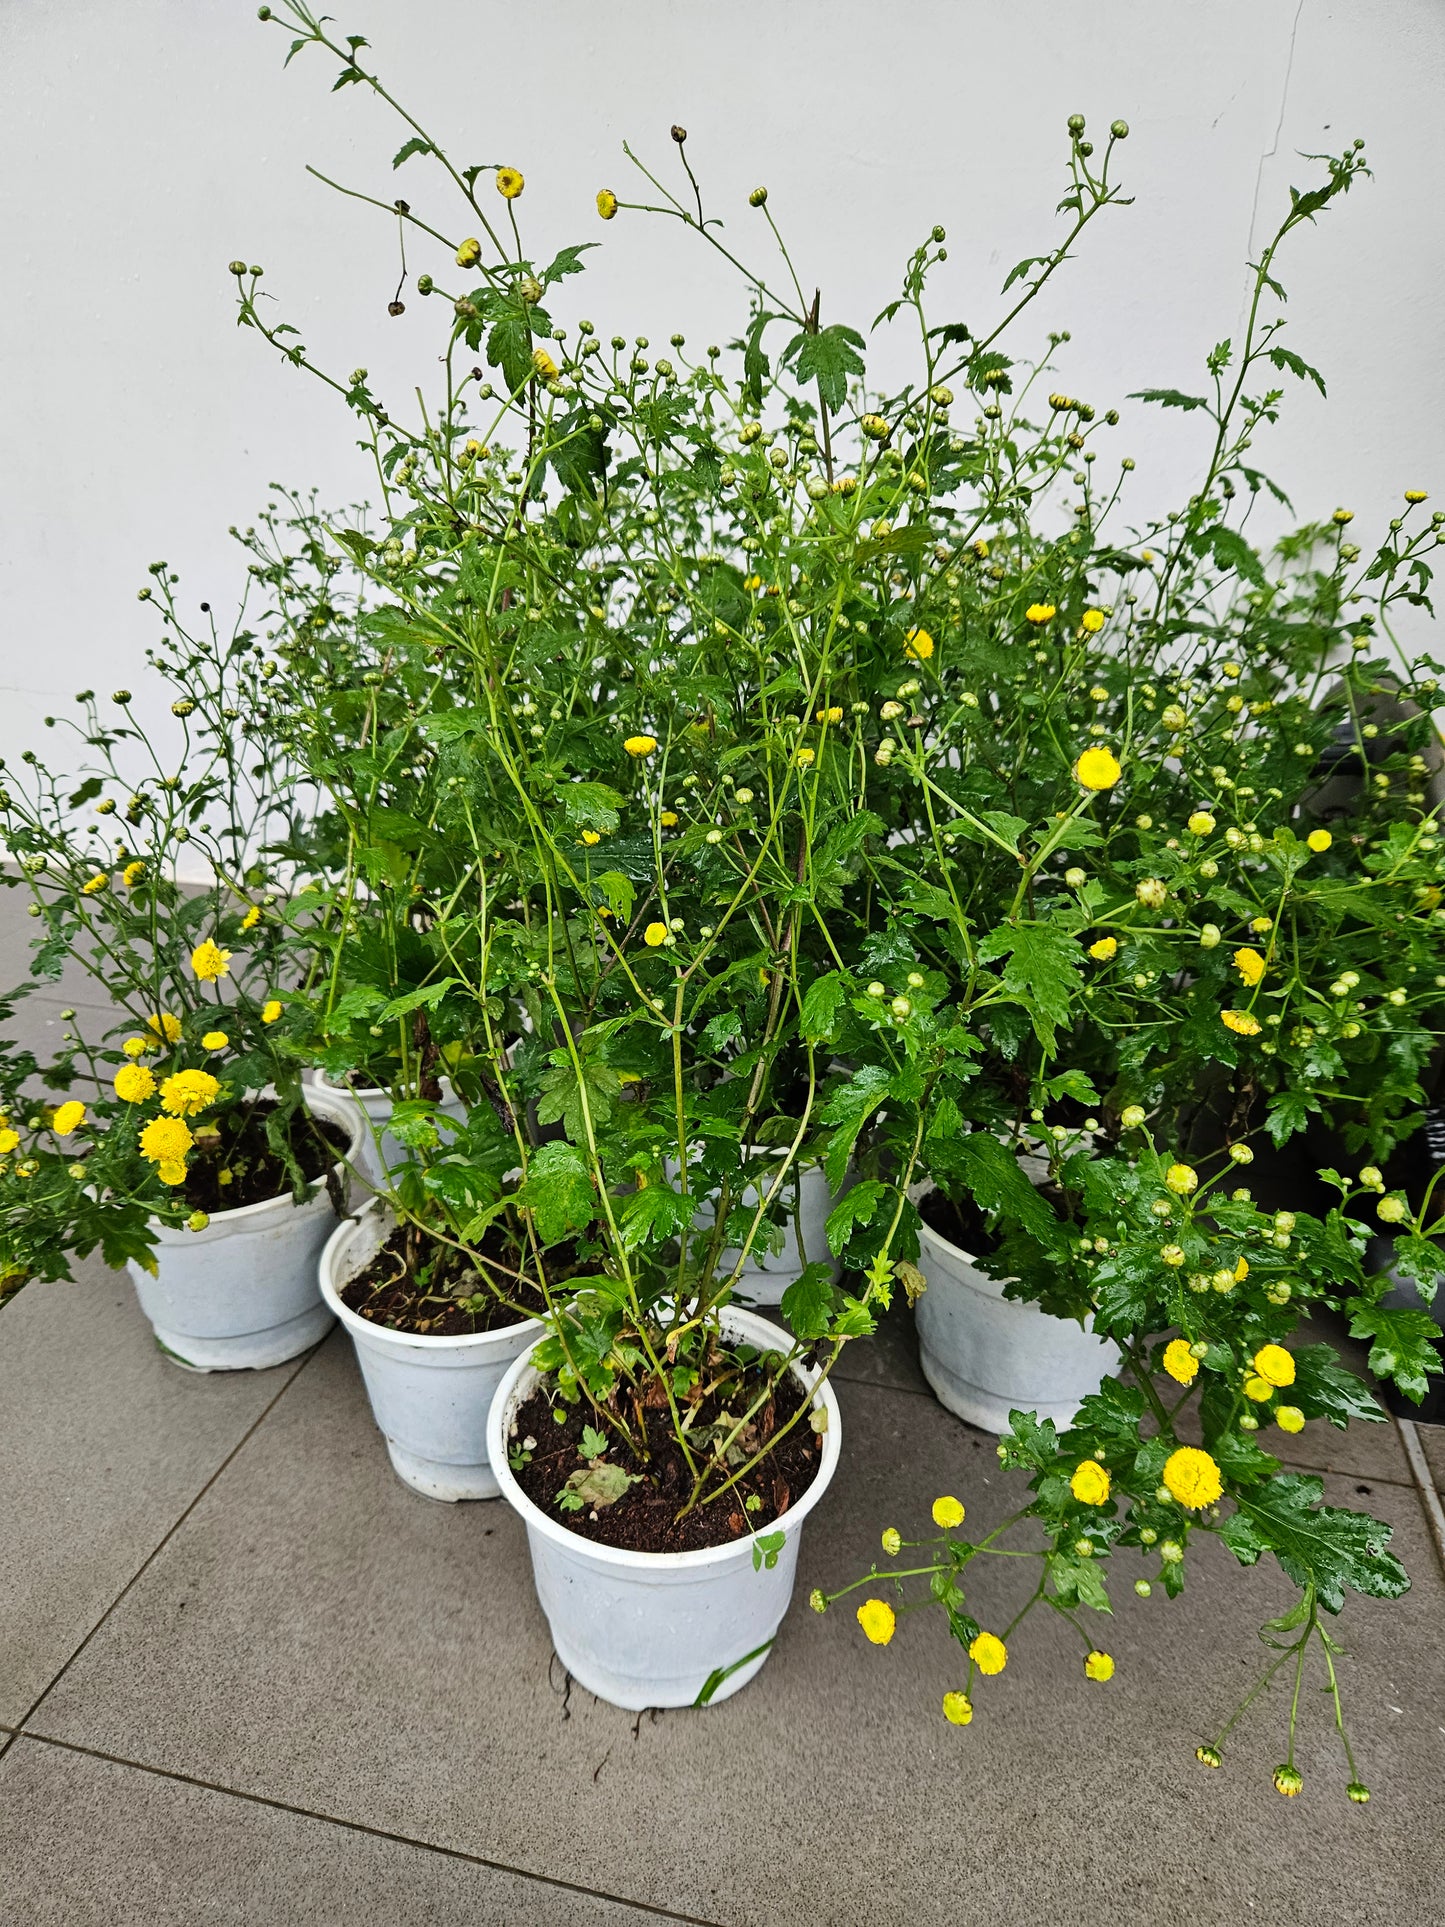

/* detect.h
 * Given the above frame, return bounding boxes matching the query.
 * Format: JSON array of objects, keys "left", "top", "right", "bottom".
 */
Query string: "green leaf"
[
  {"left": 1288, "top": 1344, "right": 1387, "bottom": 1430},
  {"left": 998, "top": 1409, "right": 1059, "bottom": 1470},
  {"left": 540, "top": 243, "right": 597, "bottom": 287},
  {"left": 516, "top": 1140, "right": 594, "bottom": 1245},
  {"left": 1231, "top": 1474, "right": 1409, "bottom": 1613},
  {"left": 780, "top": 1261, "right": 839, "bottom": 1339},
  {"left": 800, "top": 971, "right": 847, "bottom": 1044},
  {"left": 593, "top": 871, "right": 635, "bottom": 922},
  {"left": 379, "top": 978, "right": 460, "bottom": 1021},
  {"left": 579, "top": 1423, "right": 608, "bottom": 1460},
  {"left": 1189, "top": 522, "right": 1266, "bottom": 588},
  {"left": 700, "top": 1011, "right": 743, "bottom": 1052},
  {"left": 393, "top": 137, "right": 434, "bottom": 168},
  {"left": 824, "top": 1179, "right": 889, "bottom": 1257},
  {"left": 977, "top": 923, "right": 1082, "bottom": 1048},
  {"left": 620, "top": 1180, "right": 695, "bottom": 1251},
  {"left": 1267, "top": 345, "right": 1327, "bottom": 396},
  {"left": 947, "top": 1132, "right": 1056, "bottom": 1244},
  {"left": 786, "top": 323, "right": 866, "bottom": 413},
  {"left": 819, "top": 1066, "right": 890, "bottom": 1189},
  {"left": 1128, "top": 387, "right": 1211, "bottom": 412},
  {"left": 1348, "top": 1304, "right": 1443, "bottom": 1403},
  {"left": 1265, "top": 1089, "right": 1318, "bottom": 1145},
  {"left": 561, "top": 782, "right": 624, "bottom": 833}
]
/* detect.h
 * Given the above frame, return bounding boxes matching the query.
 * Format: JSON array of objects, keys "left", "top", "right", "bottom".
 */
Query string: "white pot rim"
[
  {"left": 487, "top": 1304, "right": 842, "bottom": 1573},
  {"left": 320, "top": 1194, "right": 542, "bottom": 1353},
  {"left": 147, "top": 1082, "right": 364, "bottom": 1240},
  {"left": 314, "top": 1066, "right": 389, "bottom": 1104}
]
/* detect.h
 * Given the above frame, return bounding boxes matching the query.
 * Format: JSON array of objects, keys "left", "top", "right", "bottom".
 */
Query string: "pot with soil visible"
[
  {"left": 320, "top": 1195, "right": 544, "bottom": 1500},
  {"left": 128, "top": 1082, "right": 364, "bottom": 1372},
  {"left": 914, "top": 1184, "right": 1120, "bottom": 1433},
  {"left": 312, "top": 1067, "right": 466, "bottom": 1189},
  {"left": 487, "top": 1304, "right": 841, "bottom": 1710}
]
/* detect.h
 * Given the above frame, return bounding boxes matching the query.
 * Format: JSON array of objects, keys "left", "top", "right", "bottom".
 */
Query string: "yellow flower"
[
  {"left": 857, "top": 1598, "right": 896, "bottom": 1645},
  {"left": 190, "top": 940, "right": 232, "bottom": 982},
  {"left": 660, "top": 811, "right": 678, "bottom": 828},
  {"left": 496, "top": 166, "right": 524, "bottom": 199},
  {"left": 1252, "top": 1343, "right": 1295, "bottom": 1388},
  {"left": 1234, "top": 1256, "right": 1249, "bottom": 1281},
  {"left": 1233, "top": 947, "right": 1266, "bottom": 987},
  {"left": 122, "top": 861, "right": 146, "bottom": 888},
  {"left": 147, "top": 1013, "right": 183, "bottom": 1044},
  {"left": 624, "top": 734, "right": 657, "bottom": 757},
  {"left": 159, "top": 1069, "right": 221, "bottom": 1118},
  {"left": 157, "top": 1160, "right": 188, "bottom": 1186},
  {"left": 140, "top": 1115, "right": 194, "bottom": 1167},
  {"left": 816, "top": 706, "right": 844, "bottom": 724},
  {"left": 1162, "top": 1445, "right": 1223, "bottom": 1510},
  {"left": 532, "top": 347, "right": 559, "bottom": 381},
  {"left": 1163, "top": 1338, "right": 1198, "bottom": 1385},
  {"left": 241, "top": 904, "right": 261, "bottom": 931},
  {"left": 1084, "top": 1650, "right": 1115, "bottom": 1682},
  {"left": 122, "top": 1036, "right": 150, "bottom": 1058},
  {"left": 1080, "top": 608, "right": 1106, "bottom": 633},
  {"left": 881, "top": 1527, "right": 902, "bottom": 1555},
  {"left": 201, "top": 1031, "right": 229, "bottom": 1051},
  {"left": 1221, "top": 1009, "right": 1261, "bottom": 1036},
  {"left": 1025, "top": 603, "right": 1057, "bottom": 624},
  {"left": 580, "top": 830, "right": 601, "bottom": 847},
  {"left": 643, "top": 922, "right": 669, "bottom": 948},
  {"left": 1275, "top": 1405, "right": 1305, "bottom": 1434},
  {"left": 795, "top": 747, "right": 815, "bottom": 767},
  {"left": 1187, "top": 811, "right": 1216, "bottom": 836},
  {"left": 1165, "top": 1162, "right": 1198, "bottom": 1196},
  {"left": 968, "top": 1631, "right": 1007, "bottom": 1675},
  {"left": 904, "top": 627, "right": 935, "bottom": 660},
  {"left": 81, "top": 872, "right": 109, "bottom": 895},
  {"left": 1070, "top": 1460, "right": 1111, "bottom": 1506},
  {"left": 455, "top": 237, "right": 482, "bottom": 268},
  {"left": 596, "top": 188, "right": 618, "bottom": 221},
  {"left": 261, "top": 1000, "right": 283, "bottom": 1024},
  {"left": 114, "top": 1064, "right": 157, "bottom": 1104},
  {"left": 1243, "top": 1375, "right": 1273, "bottom": 1402},
  {"left": 1307, "top": 829, "right": 1332, "bottom": 853},
  {"left": 743, "top": 573, "right": 762, "bottom": 591},
  {"left": 52, "top": 1101, "right": 86, "bottom": 1136},
  {"left": 0, "top": 1129, "right": 18, "bottom": 1154},
  {"left": 942, "top": 1691, "right": 973, "bottom": 1726},
  {"left": 1405, "top": 490, "right": 1429, "bottom": 504},
  {"left": 932, "top": 1495, "right": 965, "bottom": 1529},
  {"left": 1075, "top": 747, "right": 1121, "bottom": 790},
  {"left": 1088, "top": 936, "right": 1117, "bottom": 962}
]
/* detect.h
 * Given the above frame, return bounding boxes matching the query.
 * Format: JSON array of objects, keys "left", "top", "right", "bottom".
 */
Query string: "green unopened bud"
[
  {"left": 1110, "top": 119, "right": 1129, "bottom": 139},
  {"left": 749, "top": 185, "right": 768, "bottom": 207}
]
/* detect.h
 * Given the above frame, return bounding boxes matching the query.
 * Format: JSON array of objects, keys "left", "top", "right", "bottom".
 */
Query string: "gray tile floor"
[{"left": 1, "top": 901, "right": 1444, "bottom": 1923}]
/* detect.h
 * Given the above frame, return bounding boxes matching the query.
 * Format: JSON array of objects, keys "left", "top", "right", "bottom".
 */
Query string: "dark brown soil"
[
  {"left": 339, "top": 1222, "right": 567, "bottom": 1336},
  {"left": 510, "top": 1358, "right": 825, "bottom": 1554},
  {"left": 183, "top": 1102, "right": 350, "bottom": 1213},
  {"left": 918, "top": 1186, "right": 1001, "bottom": 1259}
]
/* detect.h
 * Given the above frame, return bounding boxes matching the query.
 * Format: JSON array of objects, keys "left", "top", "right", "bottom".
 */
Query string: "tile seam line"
[
  {"left": 11, "top": 1339, "right": 323, "bottom": 1732},
  {"left": 11, "top": 1734, "right": 730, "bottom": 1927}
]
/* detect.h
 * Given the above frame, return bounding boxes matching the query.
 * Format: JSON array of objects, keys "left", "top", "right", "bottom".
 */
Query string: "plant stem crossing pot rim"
[{"left": 487, "top": 1304, "right": 842, "bottom": 1572}]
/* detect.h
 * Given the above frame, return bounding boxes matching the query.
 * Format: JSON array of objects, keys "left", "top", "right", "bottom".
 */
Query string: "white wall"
[{"left": 2, "top": 0, "right": 1442, "bottom": 780}]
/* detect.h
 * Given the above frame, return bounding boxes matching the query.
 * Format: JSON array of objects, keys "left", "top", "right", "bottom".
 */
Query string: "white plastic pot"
[
  {"left": 127, "top": 1083, "right": 365, "bottom": 1373},
  {"left": 320, "top": 1196, "right": 541, "bottom": 1501},
  {"left": 488, "top": 1305, "right": 842, "bottom": 1710},
  {"left": 914, "top": 1200, "right": 1120, "bottom": 1434},
  {"left": 669, "top": 1151, "right": 841, "bottom": 1308},
  {"left": 313, "top": 1068, "right": 466, "bottom": 1188}
]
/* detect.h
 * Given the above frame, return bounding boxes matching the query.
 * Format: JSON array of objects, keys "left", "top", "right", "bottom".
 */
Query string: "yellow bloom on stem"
[
  {"left": 580, "top": 830, "right": 601, "bottom": 847},
  {"left": 1307, "top": 829, "right": 1332, "bottom": 853},
  {"left": 660, "top": 811, "right": 678, "bottom": 828},
  {"left": 1088, "top": 936, "right": 1117, "bottom": 961},
  {"left": 904, "top": 627, "right": 935, "bottom": 660},
  {"left": 1084, "top": 1650, "right": 1115, "bottom": 1682},
  {"left": 1080, "top": 608, "right": 1106, "bottom": 633},
  {"left": 795, "top": 747, "right": 815, "bottom": 768},
  {"left": 932, "top": 1495, "right": 965, "bottom": 1529},
  {"left": 0, "top": 1128, "right": 19, "bottom": 1154},
  {"left": 968, "top": 1631, "right": 1007, "bottom": 1675},
  {"left": 496, "top": 166, "right": 524, "bottom": 200},
  {"left": 1075, "top": 747, "right": 1121, "bottom": 790},
  {"left": 1233, "top": 947, "right": 1266, "bottom": 987},
  {"left": 1165, "top": 1162, "right": 1198, "bottom": 1196},
  {"left": 816, "top": 706, "right": 844, "bottom": 725},
  {"left": 114, "top": 1064, "right": 156, "bottom": 1104},
  {"left": 596, "top": 188, "right": 618, "bottom": 221},
  {"left": 122, "top": 861, "right": 146, "bottom": 888},
  {"left": 455, "top": 237, "right": 482, "bottom": 268},
  {"left": 147, "top": 1013, "right": 183, "bottom": 1044},
  {"left": 1025, "top": 603, "right": 1057, "bottom": 624},
  {"left": 1163, "top": 1338, "right": 1198, "bottom": 1385},
  {"left": 52, "top": 1101, "right": 86, "bottom": 1136},
  {"left": 201, "top": 1031, "right": 229, "bottom": 1051},
  {"left": 1252, "top": 1343, "right": 1295, "bottom": 1388},
  {"left": 140, "top": 1115, "right": 194, "bottom": 1167},
  {"left": 261, "top": 1000, "right": 283, "bottom": 1025},
  {"left": 856, "top": 1598, "right": 896, "bottom": 1646},
  {"left": 1244, "top": 1375, "right": 1274, "bottom": 1402},
  {"left": 190, "top": 940, "right": 232, "bottom": 983},
  {"left": 82, "top": 873, "right": 109, "bottom": 895},
  {"left": 1162, "top": 1445, "right": 1222, "bottom": 1510},
  {"left": 1070, "top": 1460, "right": 1111, "bottom": 1505},
  {"left": 1275, "top": 1405, "right": 1305, "bottom": 1434},
  {"left": 643, "top": 922, "right": 669, "bottom": 948},
  {"left": 157, "top": 1160, "right": 188, "bottom": 1186},
  {"left": 1221, "top": 1009, "right": 1261, "bottom": 1037},
  {"left": 532, "top": 347, "right": 559, "bottom": 381},
  {"left": 122, "top": 1037, "right": 150, "bottom": 1058},
  {"left": 624, "top": 735, "right": 657, "bottom": 757},
  {"left": 159, "top": 1069, "right": 221, "bottom": 1118},
  {"left": 942, "top": 1691, "right": 973, "bottom": 1726},
  {"left": 241, "top": 905, "right": 261, "bottom": 931},
  {"left": 1187, "top": 811, "right": 1216, "bottom": 836}
]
